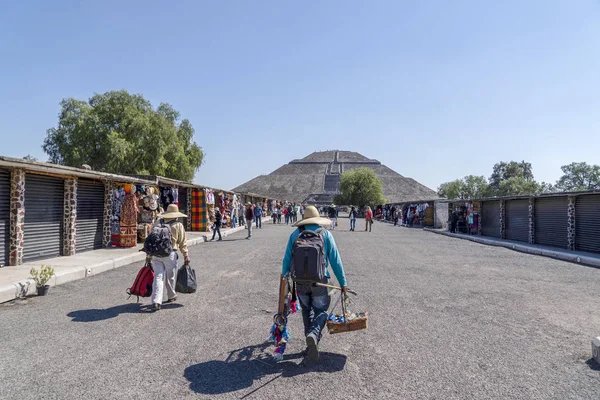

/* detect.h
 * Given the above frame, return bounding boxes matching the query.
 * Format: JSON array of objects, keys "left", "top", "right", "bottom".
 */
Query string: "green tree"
[
  {"left": 538, "top": 181, "right": 556, "bottom": 194},
  {"left": 437, "top": 175, "right": 488, "bottom": 199},
  {"left": 42, "top": 90, "right": 204, "bottom": 181},
  {"left": 496, "top": 176, "right": 541, "bottom": 196},
  {"left": 555, "top": 162, "right": 600, "bottom": 192},
  {"left": 334, "top": 167, "right": 386, "bottom": 208},
  {"left": 488, "top": 161, "right": 534, "bottom": 195}
]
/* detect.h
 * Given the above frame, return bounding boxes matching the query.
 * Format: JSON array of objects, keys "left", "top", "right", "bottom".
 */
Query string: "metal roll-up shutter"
[
  {"left": 535, "top": 197, "right": 568, "bottom": 249},
  {"left": 179, "top": 187, "right": 188, "bottom": 229},
  {"left": 0, "top": 169, "right": 10, "bottom": 266},
  {"left": 24, "top": 174, "right": 64, "bottom": 261},
  {"left": 575, "top": 194, "right": 600, "bottom": 253},
  {"left": 505, "top": 199, "right": 529, "bottom": 243},
  {"left": 481, "top": 201, "right": 501, "bottom": 238},
  {"left": 76, "top": 179, "right": 105, "bottom": 252}
]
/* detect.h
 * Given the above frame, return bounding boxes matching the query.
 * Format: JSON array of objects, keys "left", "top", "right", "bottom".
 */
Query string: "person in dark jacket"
[
  {"left": 349, "top": 206, "right": 358, "bottom": 231},
  {"left": 211, "top": 209, "right": 223, "bottom": 241},
  {"left": 245, "top": 202, "right": 254, "bottom": 239},
  {"left": 328, "top": 204, "right": 338, "bottom": 230},
  {"left": 450, "top": 211, "right": 458, "bottom": 233}
]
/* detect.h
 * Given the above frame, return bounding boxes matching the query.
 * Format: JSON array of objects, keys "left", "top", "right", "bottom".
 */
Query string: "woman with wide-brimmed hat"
[
  {"left": 148, "top": 204, "right": 190, "bottom": 311},
  {"left": 281, "top": 205, "right": 349, "bottom": 363}
]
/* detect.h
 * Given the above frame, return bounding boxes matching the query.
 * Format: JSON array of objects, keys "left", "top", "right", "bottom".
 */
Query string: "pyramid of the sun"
[{"left": 233, "top": 150, "right": 438, "bottom": 205}]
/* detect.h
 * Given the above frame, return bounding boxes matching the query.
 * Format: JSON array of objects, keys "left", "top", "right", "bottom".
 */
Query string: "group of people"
[
  {"left": 271, "top": 202, "right": 304, "bottom": 225},
  {"left": 144, "top": 201, "right": 355, "bottom": 365}
]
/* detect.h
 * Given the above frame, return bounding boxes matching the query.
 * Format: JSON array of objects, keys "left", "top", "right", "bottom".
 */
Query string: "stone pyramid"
[{"left": 232, "top": 150, "right": 438, "bottom": 204}]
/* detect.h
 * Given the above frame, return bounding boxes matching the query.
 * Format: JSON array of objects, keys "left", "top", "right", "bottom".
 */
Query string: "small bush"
[{"left": 30, "top": 265, "right": 55, "bottom": 287}]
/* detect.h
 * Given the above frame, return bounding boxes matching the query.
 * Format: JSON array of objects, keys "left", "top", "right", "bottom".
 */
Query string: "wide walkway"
[{"left": 1, "top": 219, "right": 599, "bottom": 399}]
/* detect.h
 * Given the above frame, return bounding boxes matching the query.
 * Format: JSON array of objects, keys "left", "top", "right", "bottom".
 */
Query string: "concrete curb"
[
  {"left": 0, "top": 221, "right": 257, "bottom": 304},
  {"left": 423, "top": 228, "right": 600, "bottom": 269}
]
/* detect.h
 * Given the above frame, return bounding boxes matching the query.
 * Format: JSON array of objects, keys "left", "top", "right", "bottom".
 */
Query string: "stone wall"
[
  {"left": 567, "top": 195, "right": 575, "bottom": 250},
  {"left": 434, "top": 200, "right": 448, "bottom": 229},
  {"left": 9, "top": 169, "right": 25, "bottom": 266},
  {"left": 102, "top": 181, "right": 113, "bottom": 248},
  {"left": 528, "top": 198, "right": 535, "bottom": 244},
  {"left": 63, "top": 178, "right": 77, "bottom": 256},
  {"left": 477, "top": 202, "right": 482, "bottom": 236},
  {"left": 500, "top": 200, "right": 506, "bottom": 239}
]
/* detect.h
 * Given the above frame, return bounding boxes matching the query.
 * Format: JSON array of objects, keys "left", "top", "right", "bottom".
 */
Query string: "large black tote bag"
[{"left": 176, "top": 264, "right": 197, "bottom": 293}]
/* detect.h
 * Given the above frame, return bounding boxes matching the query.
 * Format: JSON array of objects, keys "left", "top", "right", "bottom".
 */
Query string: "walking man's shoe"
[
  {"left": 152, "top": 303, "right": 161, "bottom": 312},
  {"left": 306, "top": 333, "right": 319, "bottom": 363},
  {"left": 165, "top": 297, "right": 177, "bottom": 303}
]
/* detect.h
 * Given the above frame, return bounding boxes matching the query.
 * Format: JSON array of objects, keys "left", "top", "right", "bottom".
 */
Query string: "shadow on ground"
[
  {"left": 184, "top": 341, "right": 347, "bottom": 396},
  {"left": 67, "top": 303, "right": 183, "bottom": 322},
  {"left": 586, "top": 358, "right": 600, "bottom": 371}
]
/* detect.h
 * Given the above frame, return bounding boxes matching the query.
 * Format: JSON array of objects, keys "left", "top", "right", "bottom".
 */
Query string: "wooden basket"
[{"left": 326, "top": 313, "right": 368, "bottom": 334}]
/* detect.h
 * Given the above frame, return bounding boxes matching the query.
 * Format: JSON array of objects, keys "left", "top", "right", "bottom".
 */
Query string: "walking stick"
[{"left": 314, "top": 282, "right": 357, "bottom": 296}]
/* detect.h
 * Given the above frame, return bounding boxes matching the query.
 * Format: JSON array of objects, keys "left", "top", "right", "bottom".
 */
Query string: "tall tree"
[
  {"left": 488, "top": 161, "right": 534, "bottom": 195},
  {"left": 43, "top": 90, "right": 204, "bottom": 182},
  {"left": 496, "top": 176, "right": 541, "bottom": 196},
  {"left": 437, "top": 175, "right": 489, "bottom": 199},
  {"left": 555, "top": 162, "right": 600, "bottom": 192},
  {"left": 334, "top": 167, "right": 386, "bottom": 208}
]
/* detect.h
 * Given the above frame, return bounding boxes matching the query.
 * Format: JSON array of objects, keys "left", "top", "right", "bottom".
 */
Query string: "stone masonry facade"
[
  {"left": 9, "top": 169, "right": 25, "bottom": 266},
  {"left": 500, "top": 200, "right": 506, "bottom": 239},
  {"left": 567, "top": 195, "right": 575, "bottom": 250},
  {"left": 477, "top": 202, "right": 482, "bottom": 236},
  {"left": 102, "top": 181, "right": 113, "bottom": 248},
  {"left": 528, "top": 198, "right": 535, "bottom": 244},
  {"left": 63, "top": 178, "right": 77, "bottom": 256},
  {"left": 186, "top": 188, "right": 192, "bottom": 231}
]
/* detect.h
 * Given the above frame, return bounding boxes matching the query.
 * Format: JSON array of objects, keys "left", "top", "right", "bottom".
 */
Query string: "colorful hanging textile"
[
  {"left": 119, "top": 191, "right": 138, "bottom": 248},
  {"left": 191, "top": 188, "right": 207, "bottom": 231}
]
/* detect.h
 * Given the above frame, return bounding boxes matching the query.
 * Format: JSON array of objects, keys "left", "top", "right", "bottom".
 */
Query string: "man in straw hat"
[
  {"left": 281, "top": 205, "right": 349, "bottom": 363},
  {"left": 147, "top": 204, "right": 190, "bottom": 312}
]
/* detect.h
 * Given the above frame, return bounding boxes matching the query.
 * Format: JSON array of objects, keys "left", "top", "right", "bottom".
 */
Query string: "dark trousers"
[
  {"left": 211, "top": 225, "right": 222, "bottom": 240},
  {"left": 296, "top": 280, "right": 331, "bottom": 341},
  {"left": 255, "top": 216, "right": 262, "bottom": 228}
]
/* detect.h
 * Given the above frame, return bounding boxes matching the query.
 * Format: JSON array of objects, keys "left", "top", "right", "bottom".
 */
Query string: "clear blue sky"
[{"left": 1, "top": 1, "right": 598, "bottom": 191}]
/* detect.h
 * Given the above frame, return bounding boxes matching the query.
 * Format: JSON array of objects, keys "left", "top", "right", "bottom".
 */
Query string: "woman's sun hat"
[
  {"left": 293, "top": 205, "right": 331, "bottom": 227},
  {"left": 159, "top": 204, "right": 187, "bottom": 219}
]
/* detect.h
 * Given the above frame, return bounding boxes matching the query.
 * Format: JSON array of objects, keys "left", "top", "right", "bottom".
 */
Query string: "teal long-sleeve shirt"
[{"left": 281, "top": 225, "right": 347, "bottom": 287}]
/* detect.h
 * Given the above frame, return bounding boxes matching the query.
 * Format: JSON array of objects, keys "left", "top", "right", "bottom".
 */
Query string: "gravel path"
[{"left": 1, "top": 220, "right": 599, "bottom": 399}]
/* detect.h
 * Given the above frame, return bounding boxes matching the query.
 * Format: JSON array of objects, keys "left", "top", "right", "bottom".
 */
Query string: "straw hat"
[
  {"left": 246, "top": 202, "right": 252, "bottom": 206},
  {"left": 160, "top": 204, "right": 187, "bottom": 219},
  {"left": 293, "top": 205, "right": 331, "bottom": 227}
]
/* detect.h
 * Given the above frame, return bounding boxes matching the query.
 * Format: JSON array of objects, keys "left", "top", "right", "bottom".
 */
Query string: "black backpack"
[
  {"left": 291, "top": 226, "right": 326, "bottom": 284},
  {"left": 142, "top": 220, "right": 174, "bottom": 257}
]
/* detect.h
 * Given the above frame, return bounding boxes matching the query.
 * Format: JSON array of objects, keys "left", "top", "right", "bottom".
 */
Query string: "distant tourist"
[
  {"left": 328, "top": 204, "right": 338, "bottom": 230},
  {"left": 254, "top": 203, "right": 263, "bottom": 229},
  {"left": 245, "top": 202, "right": 254, "bottom": 239},
  {"left": 365, "top": 206, "right": 373, "bottom": 232},
  {"left": 211, "top": 209, "right": 223, "bottom": 241},
  {"left": 450, "top": 211, "right": 458, "bottom": 233},
  {"left": 349, "top": 206, "right": 358, "bottom": 231},
  {"left": 286, "top": 204, "right": 293, "bottom": 225},
  {"left": 281, "top": 205, "right": 349, "bottom": 363}
]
